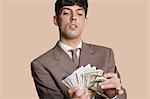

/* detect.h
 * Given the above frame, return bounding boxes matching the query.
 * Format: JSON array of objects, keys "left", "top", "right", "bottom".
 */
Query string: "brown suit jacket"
[{"left": 31, "top": 42, "right": 127, "bottom": 99}]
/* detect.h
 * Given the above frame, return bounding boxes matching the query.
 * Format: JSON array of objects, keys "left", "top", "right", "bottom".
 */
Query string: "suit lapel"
[
  {"left": 79, "top": 43, "right": 93, "bottom": 67},
  {"left": 53, "top": 43, "right": 77, "bottom": 75}
]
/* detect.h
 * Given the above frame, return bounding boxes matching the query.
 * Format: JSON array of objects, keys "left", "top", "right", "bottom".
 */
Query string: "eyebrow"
[{"left": 60, "top": 7, "right": 84, "bottom": 13}]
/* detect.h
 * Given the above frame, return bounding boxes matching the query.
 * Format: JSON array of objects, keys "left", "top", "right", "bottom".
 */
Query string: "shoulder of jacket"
[
  {"left": 31, "top": 48, "right": 54, "bottom": 64},
  {"left": 84, "top": 43, "right": 112, "bottom": 51}
]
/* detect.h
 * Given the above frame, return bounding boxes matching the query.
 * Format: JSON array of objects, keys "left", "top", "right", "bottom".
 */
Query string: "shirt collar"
[{"left": 58, "top": 41, "right": 82, "bottom": 52}]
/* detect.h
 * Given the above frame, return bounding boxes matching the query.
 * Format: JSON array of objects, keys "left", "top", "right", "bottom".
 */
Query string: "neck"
[{"left": 60, "top": 38, "right": 82, "bottom": 49}]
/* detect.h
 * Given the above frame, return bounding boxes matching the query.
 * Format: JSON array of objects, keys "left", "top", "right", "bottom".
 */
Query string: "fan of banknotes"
[{"left": 62, "top": 64, "right": 107, "bottom": 93}]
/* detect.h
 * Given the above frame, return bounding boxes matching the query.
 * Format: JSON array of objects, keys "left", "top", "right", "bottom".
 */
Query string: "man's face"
[{"left": 54, "top": 5, "right": 87, "bottom": 40}]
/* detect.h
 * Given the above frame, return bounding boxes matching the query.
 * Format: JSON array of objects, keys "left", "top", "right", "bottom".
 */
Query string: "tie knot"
[{"left": 69, "top": 48, "right": 79, "bottom": 54}]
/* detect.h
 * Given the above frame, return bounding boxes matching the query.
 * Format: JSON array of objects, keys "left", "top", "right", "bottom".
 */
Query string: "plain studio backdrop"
[{"left": 0, "top": 0, "right": 150, "bottom": 99}]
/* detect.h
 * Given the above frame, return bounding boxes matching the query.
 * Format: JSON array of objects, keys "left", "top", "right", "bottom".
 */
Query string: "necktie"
[{"left": 70, "top": 48, "right": 79, "bottom": 66}]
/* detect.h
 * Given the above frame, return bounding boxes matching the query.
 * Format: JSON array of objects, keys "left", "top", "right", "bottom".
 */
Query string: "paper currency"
[{"left": 62, "top": 64, "right": 107, "bottom": 94}]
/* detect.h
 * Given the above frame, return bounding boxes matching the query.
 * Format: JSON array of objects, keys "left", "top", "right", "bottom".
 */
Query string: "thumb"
[{"left": 75, "top": 87, "right": 86, "bottom": 96}]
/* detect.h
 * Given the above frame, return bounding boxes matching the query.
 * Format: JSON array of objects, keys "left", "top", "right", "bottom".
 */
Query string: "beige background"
[{"left": 0, "top": 0, "right": 150, "bottom": 99}]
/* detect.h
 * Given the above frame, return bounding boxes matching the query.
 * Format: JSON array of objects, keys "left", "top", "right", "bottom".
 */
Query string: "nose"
[
  {"left": 71, "top": 13, "right": 77, "bottom": 21},
  {"left": 71, "top": 17, "right": 76, "bottom": 21}
]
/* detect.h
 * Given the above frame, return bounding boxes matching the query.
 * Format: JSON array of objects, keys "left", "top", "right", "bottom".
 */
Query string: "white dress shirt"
[{"left": 58, "top": 41, "right": 82, "bottom": 59}]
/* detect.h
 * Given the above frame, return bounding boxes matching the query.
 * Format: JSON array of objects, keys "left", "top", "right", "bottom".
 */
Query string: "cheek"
[
  {"left": 79, "top": 19, "right": 85, "bottom": 28},
  {"left": 59, "top": 18, "right": 70, "bottom": 27}
]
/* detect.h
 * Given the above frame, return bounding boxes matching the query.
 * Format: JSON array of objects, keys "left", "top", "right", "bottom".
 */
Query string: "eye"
[
  {"left": 63, "top": 12, "right": 69, "bottom": 15},
  {"left": 62, "top": 10, "right": 71, "bottom": 15},
  {"left": 77, "top": 10, "right": 84, "bottom": 16},
  {"left": 78, "top": 13, "right": 83, "bottom": 16}
]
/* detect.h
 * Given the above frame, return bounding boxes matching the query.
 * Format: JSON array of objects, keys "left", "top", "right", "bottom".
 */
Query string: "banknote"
[{"left": 62, "top": 64, "right": 107, "bottom": 93}]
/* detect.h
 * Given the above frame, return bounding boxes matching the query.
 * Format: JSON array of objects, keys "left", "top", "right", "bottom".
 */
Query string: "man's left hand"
[{"left": 99, "top": 73, "right": 124, "bottom": 95}]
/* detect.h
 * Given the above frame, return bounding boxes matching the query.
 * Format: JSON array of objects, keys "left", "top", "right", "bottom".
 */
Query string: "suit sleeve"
[
  {"left": 31, "top": 60, "right": 64, "bottom": 99},
  {"left": 108, "top": 49, "right": 127, "bottom": 99},
  {"left": 95, "top": 49, "right": 127, "bottom": 99}
]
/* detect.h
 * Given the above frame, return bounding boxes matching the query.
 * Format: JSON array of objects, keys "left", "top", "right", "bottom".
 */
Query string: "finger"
[
  {"left": 101, "top": 77, "right": 120, "bottom": 85},
  {"left": 116, "top": 87, "right": 124, "bottom": 95},
  {"left": 100, "top": 80, "right": 121, "bottom": 89},
  {"left": 68, "top": 88, "right": 75, "bottom": 97},
  {"left": 103, "top": 73, "right": 118, "bottom": 78},
  {"left": 68, "top": 87, "right": 76, "bottom": 94},
  {"left": 75, "top": 87, "right": 86, "bottom": 96},
  {"left": 101, "top": 83, "right": 116, "bottom": 89},
  {"left": 118, "top": 89, "right": 124, "bottom": 94},
  {"left": 80, "top": 95, "right": 90, "bottom": 99},
  {"left": 68, "top": 86, "right": 80, "bottom": 97}
]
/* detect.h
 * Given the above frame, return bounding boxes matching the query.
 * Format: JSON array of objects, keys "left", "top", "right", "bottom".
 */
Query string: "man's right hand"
[{"left": 68, "top": 86, "right": 91, "bottom": 99}]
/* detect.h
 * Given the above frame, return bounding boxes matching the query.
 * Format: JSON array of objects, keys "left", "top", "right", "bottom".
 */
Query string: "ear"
[
  {"left": 84, "top": 17, "right": 88, "bottom": 26},
  {"left": 53, "top": 16, "right": 59, "bottom": 26}
]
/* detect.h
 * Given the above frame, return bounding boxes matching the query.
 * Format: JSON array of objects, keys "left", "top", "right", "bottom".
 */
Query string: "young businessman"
[{"left": 31, "top": 0, "right": 127, "bottom": 99}]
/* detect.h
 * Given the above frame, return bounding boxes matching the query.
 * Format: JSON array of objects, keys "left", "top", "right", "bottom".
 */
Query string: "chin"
[
  {"left": 66, "top": 34, "right": 80, "bottom": 39},
  {"left": 64, "top": 32, "right": 80, "bottom": 39},
  {"left": 67, "top": 35, "right": 80, "bottom": 39}
]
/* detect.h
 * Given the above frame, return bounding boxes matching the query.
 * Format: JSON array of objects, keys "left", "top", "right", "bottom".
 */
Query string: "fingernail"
[{"left": 101, "top": 85, "right": 104, "bottom": 89}]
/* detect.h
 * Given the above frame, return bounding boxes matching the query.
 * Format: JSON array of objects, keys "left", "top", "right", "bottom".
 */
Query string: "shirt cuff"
[{"left": 111, "top": 95, "right": 117, "bottom": 99}]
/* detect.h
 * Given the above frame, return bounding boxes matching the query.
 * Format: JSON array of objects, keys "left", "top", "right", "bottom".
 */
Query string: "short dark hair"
[{"left": 55, "top": 0, "right": 88, "bottom": 17}]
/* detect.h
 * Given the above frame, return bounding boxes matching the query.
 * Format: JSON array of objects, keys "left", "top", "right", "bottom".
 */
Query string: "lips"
[{"left": 69, "top": 24, "right": 77, "bottom": 30}]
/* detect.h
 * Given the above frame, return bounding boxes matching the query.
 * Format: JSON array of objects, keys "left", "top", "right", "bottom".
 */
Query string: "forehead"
[{"left": 60, "top": 5, "right": 84, "bottom": 11}]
